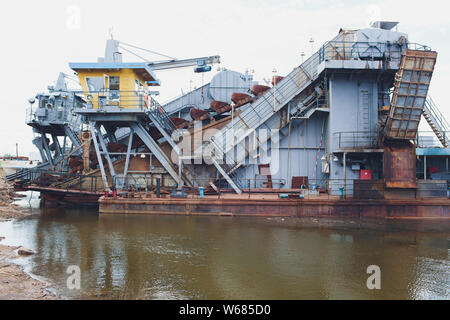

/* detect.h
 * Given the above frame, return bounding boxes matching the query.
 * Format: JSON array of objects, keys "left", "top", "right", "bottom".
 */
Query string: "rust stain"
[
  {"left": 98, "top": 194, "right": 450, "bottom": 219},
  {"left": 384, "top": 141, "right": 417, "bottom": 189}
]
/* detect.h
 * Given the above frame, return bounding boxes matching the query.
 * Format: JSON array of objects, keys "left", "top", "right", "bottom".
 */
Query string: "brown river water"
[{"left": 0, "top": 192, "right": 448, "bottom": 300}]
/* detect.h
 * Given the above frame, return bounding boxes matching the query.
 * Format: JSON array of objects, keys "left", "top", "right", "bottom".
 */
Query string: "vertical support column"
[
  {"left": 156, "top": 178, "right": 160, "bottom": 198},
  {"left": 146, "top": 112, "right": 184, "bottom": 188},
  {"left": 178, "top": 158, "right": 183, "bottom": 189},
  {"left": 62, "top": 135, "right": 67, "bottom": 154},
  {"left": 343, "top": 152, "right": 347, "bottom": 198},
  {"left": 52, "top": 134, "right": 62, "bottom": 157},
  {"left": 41, "top": 132, "right": 54, "bottom": 166},
  {"left": 424, "top": 155, "right": 427, "bottom": 180},
  {"left": 62, "top": 135, "right": 68, "bottom": 168},
  {"left": 90, "top": 122, "right": 109, "bottom": 191},
  {"left": 130, "top": 122, "right": 186, "bottom": 186},
  {"left": 63, "top": 125, "right": 81, "bottom": 148},
  {"left": 95, "top": 123, "right": 116, "bottom": 185},
  {"left": 122, "top": 128, "right": 134, "bottom": 190},
  {"left": 34, "top": 137, "right": 48, "bottom": 163}
]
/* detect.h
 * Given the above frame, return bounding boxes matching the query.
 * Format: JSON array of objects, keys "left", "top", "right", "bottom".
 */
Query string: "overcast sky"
[{"left": 0, "top": 0, "right": 448, "bottom": 157}]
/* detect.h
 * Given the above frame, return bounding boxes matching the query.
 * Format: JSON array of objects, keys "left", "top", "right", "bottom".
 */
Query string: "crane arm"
[
  {"left": 116, "top": 40, "right": 220, "bottom": 72},
  {"left": 147, "top": 56, "right": 221, "bottom": 71}
]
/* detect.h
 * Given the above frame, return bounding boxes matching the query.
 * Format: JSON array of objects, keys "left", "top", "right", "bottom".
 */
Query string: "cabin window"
[
  {"left": 109, "top": 76, "right": 120, "bottom": 100},
  {"left": 86, "top": 77, "right": 104, "bottom": 92},
  {"left": 109, "top": 76, "right": 120, "bottom": 91},
  {"left": 39, "top": 97, "right": 48, "bottom": 109}
]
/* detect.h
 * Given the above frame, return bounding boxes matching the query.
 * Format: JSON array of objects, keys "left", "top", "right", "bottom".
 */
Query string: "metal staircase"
[
  {"left": 145, "top": 96, "right": 177, "bottom": 132},
  {"left": 4, "top": 162, "right": 49, "bottom": 182},
  {"left": 214, "top": 53, "right": 320, "bottom": 157},
  {"left": 4, "top": 153, "right": 67, "bottom": 182},
  {"left": 142, "top": 96, "right": 194, "bottom": 187},
  {"left": 200, "top": 50, "right": 322, "bottom": 193},
  {"left": 204, "top": 138, "right": 243, "bottom": 193},
  {"left": 291, "top": 88, "right": 325, "bottom": 119},
  {"left": 423, "top": 96, "right": 450, "bottom": 147}
]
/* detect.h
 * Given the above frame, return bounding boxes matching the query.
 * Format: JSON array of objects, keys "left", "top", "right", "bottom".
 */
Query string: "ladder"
[{"left": 422, "top": 96, "right": 450, "bottom": 147}]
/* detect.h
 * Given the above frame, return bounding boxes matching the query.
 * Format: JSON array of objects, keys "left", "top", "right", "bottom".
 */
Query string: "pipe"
[
  {"left": 343, "top": 152, "right": 347, "bottom": 198},
  {"left": 424, "top": 155, "right": 427, "bottom": 180},
  {"left": 156, "top": 178, "right": 161, "bottom": 198}
]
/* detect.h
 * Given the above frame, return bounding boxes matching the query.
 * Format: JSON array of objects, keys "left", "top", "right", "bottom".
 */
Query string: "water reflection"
[{"left": 0, "top": 206, "right": 448, "bottom": 299}]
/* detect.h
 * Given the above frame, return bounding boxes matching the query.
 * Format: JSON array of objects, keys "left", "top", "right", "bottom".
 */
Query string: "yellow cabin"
[{"left": 69, "top": 62, "right": 160, "bottom": 109}]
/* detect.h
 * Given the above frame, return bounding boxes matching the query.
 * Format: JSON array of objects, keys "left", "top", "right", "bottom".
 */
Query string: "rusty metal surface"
[
  {"left": 189, "top": 108, "right": 209, "bottom": 121},
  {"left": 29, "top": 185, "right": 101, "bottom": 205},
  {"left": 385, "top": 49, "right": 438, "bottom": 140},
  {"left": 230, "top": 92, "right": 253, "bottom": 108},
  {"left": 210, "top": 100, "right": 229, "bottom": 112},
  {"left": 384, "top": 141, "right": 417, "bottom": 188},
  {"left": 99, "top": 194, "right": 450, "bottom": 219},
  {"left": 231, "top": 92, "right": 251, "bottom": 104},
  {"left": 416, "top": 180, "right": 448, "bottom": 198},
  {"left": 291, "top": 176, "right": 308, "bottom": 189},
  {"left": 353, "top": 180, "right": 384, "bottom": 199},
  {"left": 251, "top": 84, "right": 271, "bottom": 96},
  {"left": 271, "top": 76, "right": 284, "bottom": 86},
  {"left": 211, "top": 103, "right": 232, "bottom": 115},
  {"left": 169, "top": 117, "right": 189, "bottom": 129}
]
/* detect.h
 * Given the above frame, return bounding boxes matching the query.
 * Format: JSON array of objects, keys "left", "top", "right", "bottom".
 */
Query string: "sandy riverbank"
[
  {"left": 0, "top": 168, "right": 28, "bottom": 222},
  {"left": 0, "top": 168, "right": 58, "bottom": 299}
]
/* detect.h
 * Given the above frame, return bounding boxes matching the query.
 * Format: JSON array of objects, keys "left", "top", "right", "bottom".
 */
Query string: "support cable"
[{"left": 117, "top": 41, "right": 177, "bottom": 60}]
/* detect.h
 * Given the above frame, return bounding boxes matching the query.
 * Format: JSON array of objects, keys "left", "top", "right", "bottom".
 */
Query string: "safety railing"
[
  {"left": 73, "top": 90, "right": 154, "bottom": 110},
  {"left": 22, "top": 169, "right": 103, "bottom": 193},
  {"left": 416, "top": 131, "right": 450, "bottom": 148},
  {"left": 107, "top": 175, "right": 449, "bottom": 200},
  {"left": 73, "top": 90, "right": 176, "bottom": 131},
  {"left": 333, "top": 131, "right": 380, "bottom": 149},
  {"left": 318, "top": 41, "right": 430, "bottom": 64},
  {"left": 111, "top": 176, "right": 354, "bottom": 199},
  {"left": 25, "top": 104, "right": 83, "bottom": 131},
  {"left": 334, "top": 131, "right": 450, "bottom": 149},
  {"left": 423, "top": 97, "right": 450, "bottom": 146},
  {"left": 407, "top": 43, "right": 432, "bottom": 51}
]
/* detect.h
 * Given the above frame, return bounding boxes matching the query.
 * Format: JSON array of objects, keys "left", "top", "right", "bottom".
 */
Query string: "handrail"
[
  {"left": 424, "top": 97, "right": 450, "bottom": 132},
  {"left": 22, "top": 168, "right": 103, "bottom": 193},
  {"left": 72, "top": 90, "right": 176, "bottom": 130},
  {"left": 333, "top": 131, "right": 379, "bottom": 149},
  {"left": 416, "top": 131, "right": 450, "bottom": 148}
]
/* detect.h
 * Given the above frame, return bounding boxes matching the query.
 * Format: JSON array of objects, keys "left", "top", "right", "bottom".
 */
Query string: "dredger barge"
[{"left": 7, "top": 21, "right": 450, "bottom": 219}]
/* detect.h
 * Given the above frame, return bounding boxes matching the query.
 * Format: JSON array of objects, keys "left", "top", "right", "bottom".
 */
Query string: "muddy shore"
[{"left": 0, "top": 169, "right": 58, "bottom": 300}]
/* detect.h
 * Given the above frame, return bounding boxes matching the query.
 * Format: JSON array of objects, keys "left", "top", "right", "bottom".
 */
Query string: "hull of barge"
[
  {"left": 98, "top": 194, "right": 450, "bottom": 219},
  {"left": 25, "top": 185, "right": 101, "bottom": 206}
]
